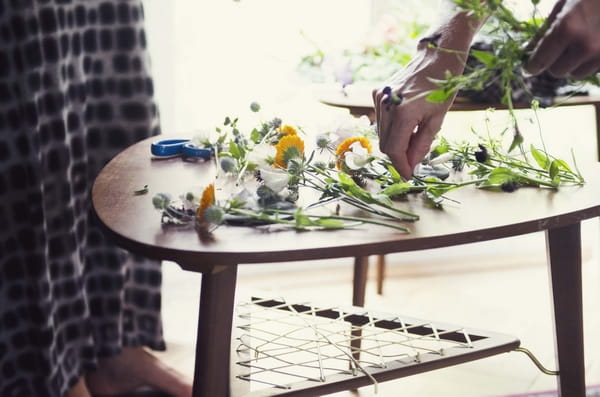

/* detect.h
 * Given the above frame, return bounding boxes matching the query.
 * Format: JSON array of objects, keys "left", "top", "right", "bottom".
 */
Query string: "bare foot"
[
  {"left": 85, "top": 347, "right": 193, "bottom": 397},
  {"left": 66, "top": 377, "right": 91, "bottom": 397}
]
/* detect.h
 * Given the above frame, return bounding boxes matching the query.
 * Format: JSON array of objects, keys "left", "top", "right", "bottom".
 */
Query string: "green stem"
[
  {"left": 229, "top": 208, "right": 410, "bottom": 232},
  {"left": 303, "top": 169, "right": 419, "bottom": 221}
]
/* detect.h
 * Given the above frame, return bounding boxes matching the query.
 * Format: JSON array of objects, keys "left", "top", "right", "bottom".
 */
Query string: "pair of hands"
[{"left": 373, "top": 0, "right": 600, "bottom": 180}]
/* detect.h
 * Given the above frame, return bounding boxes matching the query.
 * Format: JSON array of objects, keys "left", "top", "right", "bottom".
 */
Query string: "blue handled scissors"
[{"left": 150, "top": 139, "right": 212, "bottom": 160}]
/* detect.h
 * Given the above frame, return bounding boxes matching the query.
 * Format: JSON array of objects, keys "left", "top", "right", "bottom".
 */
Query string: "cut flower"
[
  {"left": 259, "top": 167, "right": 291, "bottom": 193},
  {"left": 275, "top": 134, "right": 305, "bottom": 168},
  {"left": 344, "top": 141, "right": 372, "bottom": 170},
  {"left": 247, "top": 143, "right": 276, "bottom": 168},
  {"left": 278, "top": 124, "right": 298, "bottom": 136},
  {"left": 197, "top": 183, "right": 215, "bottom": 221},
  {"left": 335, "top": 136, "right": 372, "bottom": 169}
]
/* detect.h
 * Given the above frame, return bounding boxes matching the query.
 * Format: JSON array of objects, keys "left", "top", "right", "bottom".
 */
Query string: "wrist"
[{"left": 419, "top": 7, "right": 485, "bottom": 53}]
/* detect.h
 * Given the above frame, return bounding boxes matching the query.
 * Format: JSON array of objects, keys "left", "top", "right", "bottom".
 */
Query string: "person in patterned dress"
[{"left": 0, "top": 1, "right": 192, "bottom": 396}]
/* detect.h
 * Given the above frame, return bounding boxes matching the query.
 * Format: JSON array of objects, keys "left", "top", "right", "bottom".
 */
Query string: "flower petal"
[{"left": 260, "top": 168, "right": 291, "bottom": 193}]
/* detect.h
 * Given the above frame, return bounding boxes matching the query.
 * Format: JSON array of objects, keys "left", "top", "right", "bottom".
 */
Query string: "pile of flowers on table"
[{"left": 151, "top": 102, "right": 584, "bottom": 235}]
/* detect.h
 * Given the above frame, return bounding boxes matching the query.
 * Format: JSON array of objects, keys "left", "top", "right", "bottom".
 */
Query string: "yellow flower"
[
  {"left": 197, "top": 183, "right": 215, "bottom": 220},
  {"left": 335, "top": 137, "right": 372, "bottom": 169},
  {"left": 274, "top": 134, "right": 304, "bottom": 168},
  {"left": 278, "top": 124, "right": 298, "bottom": 136}
]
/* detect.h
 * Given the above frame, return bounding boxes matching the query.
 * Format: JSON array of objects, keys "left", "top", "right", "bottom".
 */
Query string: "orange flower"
[
  {"left": 278, "top": 124, "right": 298, "bottom": 136},
  {"left": 274, "top": 134, "right": 304, "bottom": 168},
  {"left": 197, "top": 183, "right": 215, "bottom": 220},
  {"left": 335, "top": 137, "right": 372, "bottom": 169}
]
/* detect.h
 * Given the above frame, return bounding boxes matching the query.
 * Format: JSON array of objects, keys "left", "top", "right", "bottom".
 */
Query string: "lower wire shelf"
[{"left": 231, "top": 296, "right": 521, "bottom": 397}]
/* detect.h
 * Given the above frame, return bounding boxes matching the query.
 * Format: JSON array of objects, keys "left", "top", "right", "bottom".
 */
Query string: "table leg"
[
  {"left": 546, "top": 223, "right": 586, "bottom": 397},
  {"left": 594, "top": 102, "right": 600, "bottom": 161},
  {"left": 352, "top": 256, "right": 369, "bottom": 307},
  {"left": 376, "top": 254, "right": 386, "bottom": 295},
  {"left": 192, "top": 264, "right": 238, "bottom": 397},
  {"left": 350, "top": 256, "right": 369, "bottom": 364}
]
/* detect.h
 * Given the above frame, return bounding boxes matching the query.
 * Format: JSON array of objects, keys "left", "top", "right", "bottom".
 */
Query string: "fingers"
[
  {"left": 524, "top": 22, "right": 570, "bottom": 76},
  {"left": 524, "top": 0, "right": 600, "bottom": 78},
  {"left": 524, "top": 0, "right": 566, "bottom": 53},
  {"left": 384, "top": 116, "right": 418, "bottom": 180},
  {"left": 373, "top": 86, "right": 442, "bottom": 180},
  {"left": 545, "top": 43, "right": 589, "bottom": 77},
  {"left": 406, "top": 115, "right": 443, "bottom": 172},
  {"left": 571, "top": 56, "right": 600, "bottom": 79},
  {"left": 371, "top": 88, "right": 381, "bottom": 137},
  {"left": 374, "top": 102, "right": 418, "bottom": 179}
]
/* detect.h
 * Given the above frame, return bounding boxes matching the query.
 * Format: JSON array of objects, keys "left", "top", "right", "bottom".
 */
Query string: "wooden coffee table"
[{"left": 92, "top": 137, "right": 600, "bottom": 396}]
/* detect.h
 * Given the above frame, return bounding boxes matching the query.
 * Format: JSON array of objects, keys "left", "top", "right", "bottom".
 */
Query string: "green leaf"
[
  {"left": 425, "top": 184, "right": 458, "bottom": 197},
  {"left": 250, "top": 128, "right": 261, "bottom": 143},
  {"left": 422, "top": 191, "right": 444, "bottom": 208},
  {"left": 314, "top": 218, "right": 346, "bottom": 229},
  {"left": 530, "top": 145, "right": 549, "bottom": 170},
  {"left": 426, "top": 89, "right": 454, "bottom": 103},
  {"left": 386, "top": 164, "right": 402, "bottom": 183},
  {"left": 430, "top": 140, "right": 450, "bottom": 158},
  {"left": 485, "top": 167, "right": 514, "bottom": 185},
  {"left": 133, "top": 184, "right": 149, "bottom": 195},
  {"left": 551, "top": 175, "right": 561, "bottom": 187},
  {"left": 293, "top": 208, "right": 312, "bottom": 229},
  {"left": 553, "top": 159, "right": 572, "bottom": 173},
  {"left": 471, "top": 49, "right": 497, "bottom": 68},
  {"left": 229, "top": 140, "right": 241, "bottom": 159},
  {"left": 549, "top": 159, "right": 560, "bottom": 179},
  {"left": 381, "top": 182, "right": 414, "bottom": 196},
  {"left": 508, "top": 133, "right": 523, "bottom": 153},
  {"left": 338, "top": 173, "right": 392, "bottom": 207},
  {"left": 372, "top": 193, "right": 394, "bottom": 207}
]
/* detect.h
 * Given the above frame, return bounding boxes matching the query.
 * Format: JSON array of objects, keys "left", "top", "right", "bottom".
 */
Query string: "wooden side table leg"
[
  {"left": 192, "top": 264, "right": 238, "bottom": 397},
  {"left": 546, "top": 223, "right": 586, "bottom": 397},
  {"left": 351, "top": 256, "right": 369, "bottom": 364},
  {"left": 376, "top": 254, "right": 386, "bottom": 295},
  {"left": 352, "top": 256, "right": 369, "bottom": 307},
  {"left": 594, "top": 103, "right": 600, "bottom": 161}
]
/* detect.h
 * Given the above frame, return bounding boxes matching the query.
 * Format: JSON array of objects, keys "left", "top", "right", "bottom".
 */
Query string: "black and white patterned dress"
[{"left": 0, "top": 1, "right": 165, "bottom": 395}]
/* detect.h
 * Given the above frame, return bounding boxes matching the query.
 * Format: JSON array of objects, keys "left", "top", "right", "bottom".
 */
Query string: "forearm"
[{"left": 420, "top": 0, "right": 488, "bottom": 65}]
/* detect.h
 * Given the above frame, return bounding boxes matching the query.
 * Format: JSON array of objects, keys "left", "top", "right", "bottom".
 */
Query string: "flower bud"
[
  {"left": 316, "top": 134, "right": 330, "bottom": 149},
  {"left": 220, "top": 157, "right": 236, "bottom": 173},
  {"left": 203, "top": 206, "right": 224, "bottom": 223},
  {"left": 152, "top": 193, "right": 171, "bottom": 210},
  {"left": 250, "top": 102, "right": 261, "bottom": 112}
]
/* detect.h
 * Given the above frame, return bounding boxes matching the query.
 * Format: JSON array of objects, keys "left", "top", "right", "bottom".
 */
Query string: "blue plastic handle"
[
  {"left": 182, "top": 142, "right": 212, "bottom": 160},
  {"left": 151, "top": 139, "right": 190, "bottom": 156}
]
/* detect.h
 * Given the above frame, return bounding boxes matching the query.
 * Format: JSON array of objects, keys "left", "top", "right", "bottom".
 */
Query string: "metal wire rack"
[{"left": 232, "top": 297, "right": 520, "bottom": 396}]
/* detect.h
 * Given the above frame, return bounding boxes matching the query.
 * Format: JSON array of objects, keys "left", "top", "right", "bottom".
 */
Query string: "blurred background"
[{"left": 141, "top": 0, "right": 558, "bottom": 133}]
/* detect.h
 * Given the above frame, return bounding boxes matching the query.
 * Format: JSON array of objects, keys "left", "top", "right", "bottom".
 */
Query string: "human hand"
[
  {"left": 372, "top": 51, "right": 462, "bottom": 180},
  {"left": 525, "top": 0, "right": 600, "bottom": 79}
]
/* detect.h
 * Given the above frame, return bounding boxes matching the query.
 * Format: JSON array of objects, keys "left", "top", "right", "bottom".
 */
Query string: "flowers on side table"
[{"left": 151, "top": 103, "right": 584, "bottom": 237}]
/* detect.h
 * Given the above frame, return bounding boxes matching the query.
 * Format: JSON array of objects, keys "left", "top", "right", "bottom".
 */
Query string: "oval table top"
[{"left": 92, "top": 136, "right": 600, "bottom": 271}]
